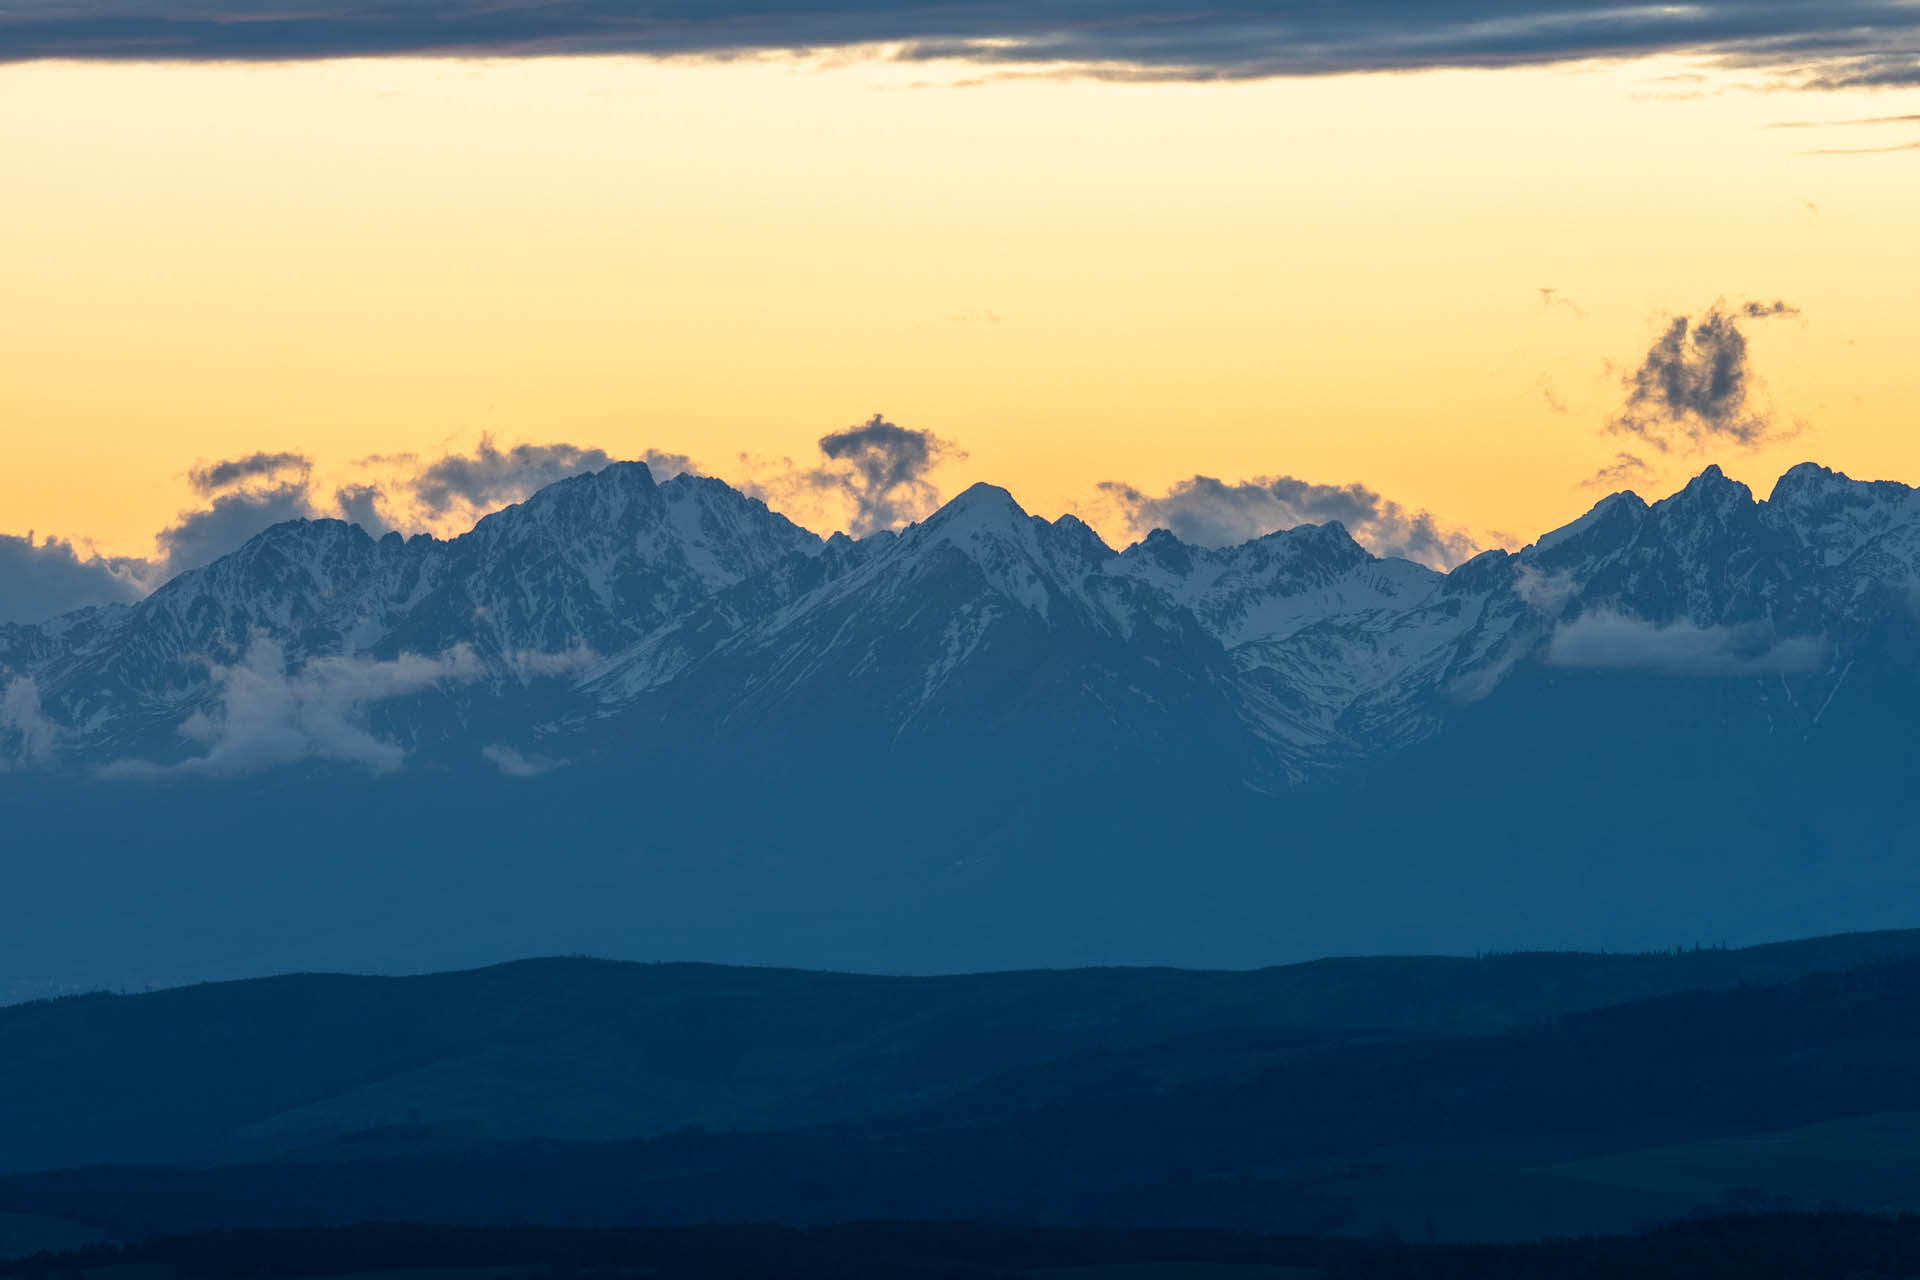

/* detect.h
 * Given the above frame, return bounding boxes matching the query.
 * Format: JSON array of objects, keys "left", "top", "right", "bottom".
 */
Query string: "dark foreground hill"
[
  {"left": 8, "top": 945, "right": 1920, "bottom": 1245},
  {"left": 5, "top": 933, "right": 1920, "bottom": 1176},
  {"left": 15, "top": 1214, "right": 1920, "bottom": 1280}
]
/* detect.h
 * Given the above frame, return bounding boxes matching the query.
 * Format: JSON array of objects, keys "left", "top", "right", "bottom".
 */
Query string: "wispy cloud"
[
  {"left": 1769, "top": 113, "right": 1920, "bottom": 128},
  {"left": 187, "top": 451, "right": 312, "bottom": 494},
  {"left": 1584, "top": 451, "right": 1653, "bottom": 490},
  {"left": 1804, "top": 140, "right": 1920, "bottom": 156}
]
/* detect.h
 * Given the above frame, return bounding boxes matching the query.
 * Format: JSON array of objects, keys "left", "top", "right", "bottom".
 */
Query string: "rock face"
[{"left": 4, "top": 460, "right": 1916, "bottom": 780}]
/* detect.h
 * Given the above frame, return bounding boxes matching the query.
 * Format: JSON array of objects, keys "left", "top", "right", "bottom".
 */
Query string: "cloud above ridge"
[
  {"left": 1606, "top": 300, "right": 1802, "bottom": 455},
  {"left": 1098, "top": 474, "right": 1481, "bottom": 569},
  {"left": 2, "top": 0, "right": 1918, "bottom": 87},
  {"left": 1, "top": 437, "right": 694, "bottom": 626},
  {"left": 813, "top": 415, "right": 962, "bottom": 537},
  {"left": 0, "top": 534, "right": 146, "bottom": 625}
]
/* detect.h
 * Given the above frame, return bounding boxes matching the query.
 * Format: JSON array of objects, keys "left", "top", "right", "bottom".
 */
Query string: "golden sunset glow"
[{"left": 3, "top": 53, "right": 1918, "bottom": 556}]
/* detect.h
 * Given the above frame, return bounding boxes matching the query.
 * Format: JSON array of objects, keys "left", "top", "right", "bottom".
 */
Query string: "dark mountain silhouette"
[
  {"left": 7, "top": 933, "right": 1920, "bottom": 1175},
  {"left": 9, "top": 949, "right": 1920, "bottom": 1245}
]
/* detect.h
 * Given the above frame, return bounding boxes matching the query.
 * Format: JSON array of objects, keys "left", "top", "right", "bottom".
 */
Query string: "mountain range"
[{"left": 3, "top": 460, "right": 1919, "bottom": 989}]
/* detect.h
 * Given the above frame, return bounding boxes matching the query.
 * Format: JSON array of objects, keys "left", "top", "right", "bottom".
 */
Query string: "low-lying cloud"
[
  {"left": 112, "top": 637, "right": 484, "bottom": 778},
  {"left": 1607, "top": 301, "right": 1801, "bottom": 454},
  {"left": 1098, "top": 474, "right": 1481, "bottom": 570},
  {"left": 1545, "top": 607, "right": 1826, "bottom": 677},
  {"left": 0, "top": 675, "right": 60, "bottom": 767},
  {"left": 481, "top": 743, "right": 565, "bottom": 777},
  {"left": 2, "top": 0, "right": 1917, "bottom": 90}
]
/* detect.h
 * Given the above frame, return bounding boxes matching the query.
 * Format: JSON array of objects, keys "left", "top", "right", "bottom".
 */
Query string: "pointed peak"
[
  {"left": 944, "top": 481, "right": 1025, "bottom": 515},
  {"left": 1531, "top": 490, "right": 1649, "bottom": 556},
  {"left": 917, "top": 483, "right": 1033, "bottom": 539},
  {"left": 1048, "top": 512, "right": 1117, "bottom": 560},
  {"left": 1661, "top": 464, "right": 1755, "bottom": 514},
  {"left": 1676, "top": 463, "right": 1752, "bottom": 500}
]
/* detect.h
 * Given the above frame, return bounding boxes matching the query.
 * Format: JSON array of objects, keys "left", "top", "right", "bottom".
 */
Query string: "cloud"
[
  {"left": 406, "top": 435, "right": 619, "bottom": 523},
  {"left": 481, "top": 743, "right": 565, "bottom": 777},
  {"left": 188, "top": 451, "right": 311, "bottom": 494},
  {"left": 1607, "top": 301, "right": 1802, "bottom": 454},
  {"left": 0, "top": 533, "right": 146, "bottom": 625},
  {"left": 332, "top": 484, "right": 400, "bottom": 538},
  {"left": 1584, "top": 451, "right": 1653, "bottom": 490},
  {"left": 0, "top": 676, "right": 60, "bottom": 767},
  {"left": 1538, "top": 288, "right": 1585, "bottom": 319},
  {"left": 3, "top": 0, "right": 1918, "bottom": 87},
  {"left": 1770, "top": 112, "right": 1920, "bottom": 129},
  {"left": 146, "top": 449, "right": 327, "bottom": 587},
  {"left": 806, "top": 414, "right": 963, "bottom": 537},
  {"left": 0, "top": 450, "right": 326, "bottom": 623},
  {"left": 1545, "top": 607, "right": 1826, "bottom": 677},
  {"left": 1512, "top": 562, "right": 1577, "bottom": 616},
  {"left": 7, "top": 439, "right": 701, "bottom": 625},
  {"left": 1804, "top": 140, "right": 1920, "bottom": 156},
  {"left": 153, "top": 482, "right": 319, "bottom": 581},
  {"left": 109, "top": 636, "right": 484, "bottom": 778},
  {"left": 1098, "top": 474, "right": 1480, "bottom": 570}
]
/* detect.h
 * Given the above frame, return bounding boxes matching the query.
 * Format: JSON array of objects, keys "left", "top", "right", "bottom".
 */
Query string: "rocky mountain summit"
[{"left": 2, "top": 461, "right": 1911, "bottom": 781}]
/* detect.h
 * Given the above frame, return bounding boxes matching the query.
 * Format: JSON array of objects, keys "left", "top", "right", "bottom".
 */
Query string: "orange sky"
[{"left": 2, "top": 53, "right": 1917, "bottom": 557}]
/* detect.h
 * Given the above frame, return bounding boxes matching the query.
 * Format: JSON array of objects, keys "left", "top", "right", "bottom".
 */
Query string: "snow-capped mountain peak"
[{"left": 7, "top": 459, "right": 1919, "bottom": 783}]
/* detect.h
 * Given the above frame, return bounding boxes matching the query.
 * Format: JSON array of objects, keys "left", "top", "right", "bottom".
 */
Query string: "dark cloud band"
[{"left": 3, "top": 0, "right": 1919, "bottom": 84}]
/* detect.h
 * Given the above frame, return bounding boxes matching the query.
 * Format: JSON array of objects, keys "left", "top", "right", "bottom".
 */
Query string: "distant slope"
[
  {"left": 10, "top": 951, "right": 1920, "bottom": 1243},
  {"left": 4, "top": 931, "right": 1920, "bottom": 1176}
]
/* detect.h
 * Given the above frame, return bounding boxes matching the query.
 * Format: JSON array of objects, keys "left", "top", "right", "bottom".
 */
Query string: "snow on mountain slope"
[
  {"left": 594, "top": 482, "right": 1242, "bottom": 759},
  {"left": 6, "top": 460, "right": 1919, "bottom": 780},
  {"left": 4, "top": 462, "right": 821, "bottom": 763}
]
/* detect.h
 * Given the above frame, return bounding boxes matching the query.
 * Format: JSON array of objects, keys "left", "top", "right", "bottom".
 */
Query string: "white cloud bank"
[
  {"left": 1545, "top": 608, "right": 1826, "bottom": 677},
  {"left": 109, "top": 638, "right": 483, "bottom": 778},
  {"left": 1, "top": 676, "right": 60, "bottom": 767},
  {"left": 481, "top": 744, "right": 566, "bottom": 778}
]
